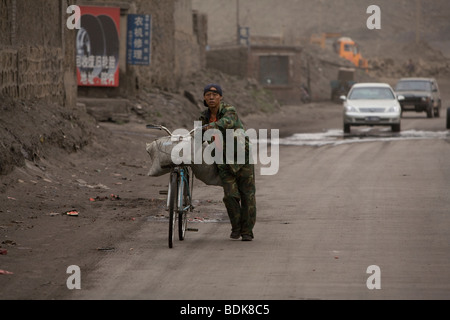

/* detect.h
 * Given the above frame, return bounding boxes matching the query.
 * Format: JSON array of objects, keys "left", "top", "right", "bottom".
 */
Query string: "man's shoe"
[
  {"left": 241, "top": 234, "right": 253, "bottom": 241},
  {"left": 230, "top": 231, "right": 241, "bottom": 239}
]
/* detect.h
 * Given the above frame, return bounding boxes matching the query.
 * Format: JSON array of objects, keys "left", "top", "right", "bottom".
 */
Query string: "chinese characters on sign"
[
  {"left": 76, "top": 55, "right": 117, "bottom": 86},
  {"left": 127, "top": 14, "right": 152, "bottom": 65},
  {"left": 76, "top": 6, "right": 120, "bottom": 87}
]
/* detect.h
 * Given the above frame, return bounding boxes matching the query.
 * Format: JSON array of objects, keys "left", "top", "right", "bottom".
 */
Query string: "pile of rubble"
[{"left": 369, "top": 40, "right": 450, "bottom": 79}]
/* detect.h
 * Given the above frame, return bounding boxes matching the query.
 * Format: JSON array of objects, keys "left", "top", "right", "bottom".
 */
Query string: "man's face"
[{"left": 204, "top": 88, "right": 222, "bottom": 108}]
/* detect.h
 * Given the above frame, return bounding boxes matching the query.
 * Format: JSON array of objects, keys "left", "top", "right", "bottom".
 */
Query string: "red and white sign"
[{"left": 76, "top": 6, "right": 120, "bottom": 87}]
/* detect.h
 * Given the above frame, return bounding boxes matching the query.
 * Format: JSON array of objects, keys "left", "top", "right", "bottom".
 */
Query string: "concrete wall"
[
  {"left": 132, "top": 0, "right": 206, "bottom": 91},
  {"left": 173, "top": 1, "right": 206, "bottom": 88},
  {"left": 206, "top": 46, "right": 248, "bottom": 79},
  {"left": 0, "top": 0, "right": 77, "bottom": 106}
]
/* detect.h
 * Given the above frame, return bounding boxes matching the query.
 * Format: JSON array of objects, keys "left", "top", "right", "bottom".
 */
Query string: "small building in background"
[{"left": 206, "top": 44, "right": 303, "bottom": 105}]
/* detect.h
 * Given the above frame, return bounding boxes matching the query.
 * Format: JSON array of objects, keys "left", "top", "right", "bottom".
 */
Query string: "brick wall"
[{"left": 0, "top": 49, "right": 19, "bottom": 98}]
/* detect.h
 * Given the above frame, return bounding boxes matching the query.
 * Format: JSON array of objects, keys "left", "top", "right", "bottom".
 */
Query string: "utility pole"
[
  {"left": 416, "top": 0, "right": 421, "bottom": 44},
  {"left": 236, "top": 0, "right": 240, "bottom": 45}
]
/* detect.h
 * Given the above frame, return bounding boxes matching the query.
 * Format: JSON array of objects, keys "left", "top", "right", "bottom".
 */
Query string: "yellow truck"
[{"left": 333, "top": 37, "right": 368, "bottom": 69}]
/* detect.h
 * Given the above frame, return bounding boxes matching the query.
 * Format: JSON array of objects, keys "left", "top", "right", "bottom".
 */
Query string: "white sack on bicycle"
[
  {"left": 146, "top": 136, "right": 222, "bottom": 186},
  {"left": 146, "top": 136, "right": 189, "bottom": 177},
  {"left": 146, "top": 137, "right": 171, "bottom": 177}
]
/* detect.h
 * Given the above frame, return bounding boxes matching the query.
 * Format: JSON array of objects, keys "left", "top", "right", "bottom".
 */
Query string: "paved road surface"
[{"left": 70, "top": 111, "right": 450, "bottom": 300}]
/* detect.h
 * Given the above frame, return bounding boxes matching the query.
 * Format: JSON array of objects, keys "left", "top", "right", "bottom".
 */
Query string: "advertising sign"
[
  {"left": 127, "top": 14, "right": 151, "bottom": 65},
  {"left": 76, "top": 6, "right": 120, "bottom": 87}
]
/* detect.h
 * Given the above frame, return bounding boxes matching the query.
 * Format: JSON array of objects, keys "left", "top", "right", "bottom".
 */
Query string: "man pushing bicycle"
[{"left": 199, "top": 84, "right": 256, "bottom": 242}]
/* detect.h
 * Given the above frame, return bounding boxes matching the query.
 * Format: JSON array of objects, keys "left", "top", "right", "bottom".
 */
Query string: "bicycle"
[{"left": 146, "top": 124, "right": 197, "bottom": 248}]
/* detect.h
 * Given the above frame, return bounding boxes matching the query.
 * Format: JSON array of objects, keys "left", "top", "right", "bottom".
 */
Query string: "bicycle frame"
[
  {"left": 179, "top": 167, "right": 193, "bottom": 212},
  {"left": 167, "top": 166, "right": 192, "bottom": 213},
  {"left": 147, "top": 124, "right": 196, "bottom": 248}
]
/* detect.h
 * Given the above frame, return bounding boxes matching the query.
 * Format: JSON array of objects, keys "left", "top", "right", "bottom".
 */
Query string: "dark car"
[{"left": 394, "top": 78, "right": 442, "bottom": 118}]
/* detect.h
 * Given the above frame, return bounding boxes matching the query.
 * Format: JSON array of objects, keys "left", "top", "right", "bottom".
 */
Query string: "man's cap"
[{"left": 203, "top": 84, "right": 223, "bottom": 96}]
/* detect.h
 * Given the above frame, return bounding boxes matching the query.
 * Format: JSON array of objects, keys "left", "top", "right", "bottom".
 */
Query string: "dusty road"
[
  {"left": 1, "top": 96, "right": 449, "bottom": 302},
  {"left": 69, "top": 111, "right": 449, "bottom": 300}
]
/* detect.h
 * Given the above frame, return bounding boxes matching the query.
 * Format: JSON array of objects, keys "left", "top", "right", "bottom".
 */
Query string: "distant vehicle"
[
  {"left": 330, "top": 67, "right": 357, "bottom": 102},
  {"left": 394, "top": 78, "right": 442, "bottom": 118},
  {"left": 333, "top": 37, "right": 369, "bottom": 70},
  {"left": 447, "top": 107, "right": 450, "bottom": 129},
  {"left": 342, "top": 83, "right": 403, "bottom": 134}
]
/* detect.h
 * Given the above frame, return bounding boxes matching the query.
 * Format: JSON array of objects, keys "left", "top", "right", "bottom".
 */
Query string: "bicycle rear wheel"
[{"left": 168, "top": 172, "right": 178, "bottom": 248}]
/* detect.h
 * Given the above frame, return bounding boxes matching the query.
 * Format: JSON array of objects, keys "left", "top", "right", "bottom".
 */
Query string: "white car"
[{"left": 342, "top": 83, "right": 403, "bottom": 134}]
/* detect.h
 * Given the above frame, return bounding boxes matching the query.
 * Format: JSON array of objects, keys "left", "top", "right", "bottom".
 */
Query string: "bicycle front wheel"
[
  {"left": 168, "top": 172, "right": 178, "bottom": 248},
  {"left": 178, "top": 175, "right": 188, "bottom": 241}
]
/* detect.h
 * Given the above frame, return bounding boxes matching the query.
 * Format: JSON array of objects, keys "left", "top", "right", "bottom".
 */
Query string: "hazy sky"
[{"left": 192, "top": 0, "right": 450, "bottom": 53}]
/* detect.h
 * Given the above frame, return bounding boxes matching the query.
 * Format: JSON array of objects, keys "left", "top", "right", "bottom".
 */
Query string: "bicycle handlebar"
[
  {"left": 146, "top": 124, "right": 172, "bottom": 135},
  {"left": 146, "top": 124, "right": 205, "bottom": 137}
]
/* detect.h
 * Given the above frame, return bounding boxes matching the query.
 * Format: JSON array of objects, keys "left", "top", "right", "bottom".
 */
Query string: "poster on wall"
[
  {"left": 127, "top": 14, "right": 151, "bottom": 66},
  {"left": 76, "top": 6, "right": 120, "bottom": 87}
]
